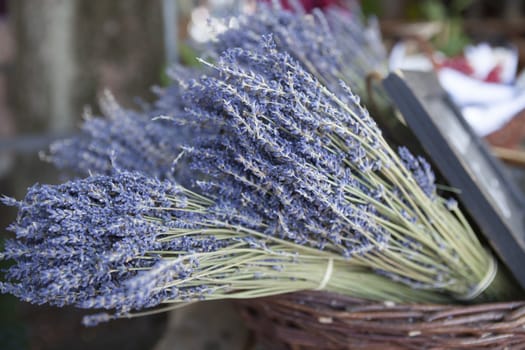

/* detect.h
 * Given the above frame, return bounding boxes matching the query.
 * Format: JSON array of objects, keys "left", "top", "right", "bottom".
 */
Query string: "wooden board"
[{"left": 383, "top": 70, "right": 525, "bottom": 289}]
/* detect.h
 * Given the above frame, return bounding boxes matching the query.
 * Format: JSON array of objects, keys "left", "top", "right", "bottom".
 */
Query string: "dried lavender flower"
[
  {"left": 180, "top": 39, "right": 510, "bottom": 300},
  {"left": 47, "top": 92, "right": 185, "bottom": 181},
  {"left": 48, "top": 4, "right": 385, "bottom": 183},
  {"left": 209, "top": 2, "right": 387, "bottom": 97},
  {"left": 1, "top": 171, "right": 186, "bottom": 308}
]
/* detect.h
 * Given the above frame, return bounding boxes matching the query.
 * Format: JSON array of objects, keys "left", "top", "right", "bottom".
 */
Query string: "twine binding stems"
[
  {"left": 457, "top": 253, "right": 498, "bottom": 301},
  {"left": 316, "top": 258, "right": 334, "bottom": 291}
]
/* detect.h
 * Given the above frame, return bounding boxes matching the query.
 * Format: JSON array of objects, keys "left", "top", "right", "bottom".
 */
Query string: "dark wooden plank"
[{"left": 383, "top": 70, "right": 525, "bottom": 289}]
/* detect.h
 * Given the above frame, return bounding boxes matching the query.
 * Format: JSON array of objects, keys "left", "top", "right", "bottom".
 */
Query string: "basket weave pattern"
[{"left": 237, "top": 291, "right": 525, "bottom": 349}]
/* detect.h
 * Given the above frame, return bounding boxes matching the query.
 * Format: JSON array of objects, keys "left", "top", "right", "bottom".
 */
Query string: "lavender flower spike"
[
  {"left": 0, "top": 171, "right": 197, "bottom": 310},
  {"left": 48, "top": 91, "right": 186, "bottom": 181}
]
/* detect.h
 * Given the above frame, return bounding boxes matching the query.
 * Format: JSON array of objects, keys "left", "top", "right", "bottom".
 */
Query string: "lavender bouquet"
[
  {"left": 1, "top": 171, "right": 445, "bottom": 325},
  {"left": 47, "top": 2, "right": 384, "bottom": 182},
  {"left": 0, "top": 6, "right": 518, "bottom": 325},
  {"left": 208, "top": 1, "right": 386, "bottom": 104},
  {"left": 179, "top": 38, "right": 515, "bottom": 302}
]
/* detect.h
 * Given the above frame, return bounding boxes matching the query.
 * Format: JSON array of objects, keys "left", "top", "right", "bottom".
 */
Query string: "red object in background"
[
  {"left": 258, "top": 0, "right": 343, "bottom": 12},
  {"left": 485, "top": 64, "right": 503, "bottom": 83},
  {"left": 439, "top": 56, "right": 474, "bottom": 76},
  {"left": 439, "top": 56, "right": 504, "bottom": 83}
]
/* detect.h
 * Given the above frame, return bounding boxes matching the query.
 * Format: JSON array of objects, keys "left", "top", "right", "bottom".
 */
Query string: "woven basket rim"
[{"left": 237, "top": 290, "right": 525, "bottom": 349}]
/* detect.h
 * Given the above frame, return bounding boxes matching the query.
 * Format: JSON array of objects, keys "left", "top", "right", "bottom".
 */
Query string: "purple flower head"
[
  {"left": 445, "top": 198, "right": 458, "bottom": 211},
  {"left": 48, "top": 93, "right": 185, "bottom": 181},
  {"left": 398, "top": 146, "right": 436, "bottom": 199},
  {"left": 210, "top": 3, "right": 387, "bottom": 99},
  {"left": 0, "top": 171, "right": 222, "bottom": 312},
  {"left": 182, "top": 40, "right": 388, "bottom": 257}
]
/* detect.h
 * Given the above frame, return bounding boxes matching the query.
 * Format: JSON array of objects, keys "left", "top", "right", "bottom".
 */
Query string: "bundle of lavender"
[
  {"left": 209, "top": 2, "right": 386, "bottom": 98},
  {"left": 47, "top": 83, "right": 200, "bottom": 187},
  {"left": 1, "top": 171, "right": 445, "bottom": 325},
  {"left": 179, "top": 37, "right": 516, "bottom": 301},
  {"left": 47, "top": 3, "right": 384, "bottom": 182}
]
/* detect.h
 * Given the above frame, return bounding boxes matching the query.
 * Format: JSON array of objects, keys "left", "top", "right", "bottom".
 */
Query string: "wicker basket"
[{"left": 237, "top": 291, "right": 525, "bottom": 349}]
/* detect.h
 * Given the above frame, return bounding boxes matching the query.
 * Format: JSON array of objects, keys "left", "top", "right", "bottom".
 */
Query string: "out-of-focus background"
[{"left": 2, "top": 1, "right": 525, "bottom": 349}]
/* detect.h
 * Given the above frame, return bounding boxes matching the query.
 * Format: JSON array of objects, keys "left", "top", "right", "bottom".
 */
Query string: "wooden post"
[{"left": 8, "top": 0, "right": 165, "bottom": 134}]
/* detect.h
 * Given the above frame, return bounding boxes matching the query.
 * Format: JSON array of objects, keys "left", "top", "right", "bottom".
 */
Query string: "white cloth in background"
[{"left": 389, "top": 42, "right": 525, "bottom": 137}]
